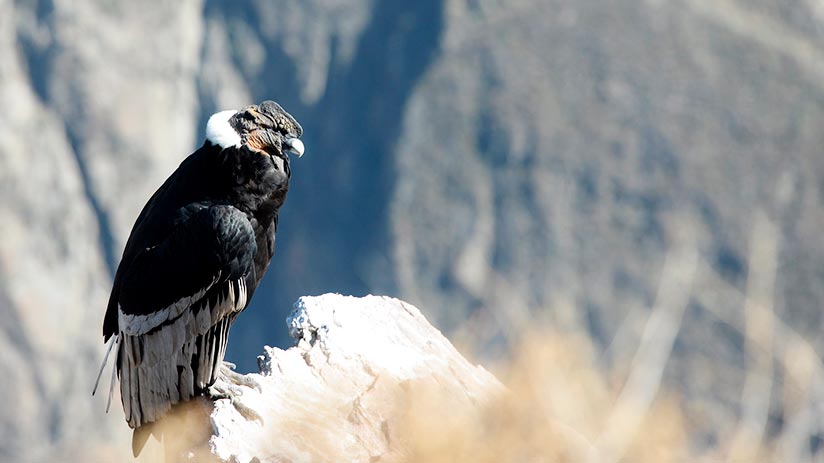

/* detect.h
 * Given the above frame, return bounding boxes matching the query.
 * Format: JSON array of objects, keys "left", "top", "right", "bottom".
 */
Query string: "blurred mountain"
[
  {"left": 2, "top": 0, "right": 823, "bottom": 459},
  {"left": 391, "top": 0, "right": 824, "bottom": 449}
]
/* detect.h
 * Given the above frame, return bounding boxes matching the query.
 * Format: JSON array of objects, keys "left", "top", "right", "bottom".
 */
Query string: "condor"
[{"left": 94, "top": 101, "right": 304, "bottom": 452}]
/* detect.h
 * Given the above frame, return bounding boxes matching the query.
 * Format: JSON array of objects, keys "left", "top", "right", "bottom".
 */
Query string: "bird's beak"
[{"left": 284, "top": 138, "right": 304, "bottom": 158}]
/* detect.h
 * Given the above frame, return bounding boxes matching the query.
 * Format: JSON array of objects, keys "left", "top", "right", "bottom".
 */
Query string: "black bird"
[{"left": 94, "top": 101, "right": 304, "bottom": 450}]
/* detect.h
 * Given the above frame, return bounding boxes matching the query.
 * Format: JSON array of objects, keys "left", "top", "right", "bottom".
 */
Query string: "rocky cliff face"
[{"left": 2, "top": 0, "right": 823, "bottom": 459}]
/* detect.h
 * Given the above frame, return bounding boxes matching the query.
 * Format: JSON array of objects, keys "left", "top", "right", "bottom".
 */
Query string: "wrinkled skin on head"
[{"left": 229, "top": 101, "right": 303, "bottom": 157}]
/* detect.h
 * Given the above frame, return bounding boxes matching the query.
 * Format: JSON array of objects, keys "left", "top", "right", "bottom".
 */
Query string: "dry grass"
[{"left": 399, "top": 330, "right": 690, "bottom": 463}]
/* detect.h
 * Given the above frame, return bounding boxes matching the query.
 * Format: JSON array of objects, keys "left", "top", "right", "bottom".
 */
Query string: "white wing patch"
[
  {"left": 206, "top": 110, "right": 241, "bottom": 149},
  {"left": 117, "top": 273, "right": 220, "bottom": 336}
]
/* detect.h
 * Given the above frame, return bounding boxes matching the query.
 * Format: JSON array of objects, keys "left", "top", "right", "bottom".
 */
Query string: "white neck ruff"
[{"left": 205, "top": 110, "right": 241, "bottom": 148}]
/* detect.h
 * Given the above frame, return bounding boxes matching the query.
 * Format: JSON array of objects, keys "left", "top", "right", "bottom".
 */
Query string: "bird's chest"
[
  {"left": 233, "top": 157, "right": 288, "bottom": 214},
  {"left": 247, "top": 214, "right": 277, "bottom": 273}
]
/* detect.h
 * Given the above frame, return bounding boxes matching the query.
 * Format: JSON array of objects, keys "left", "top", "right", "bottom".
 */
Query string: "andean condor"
[{"left": 94, "top": 100, "right": 304, "bottom": 452}]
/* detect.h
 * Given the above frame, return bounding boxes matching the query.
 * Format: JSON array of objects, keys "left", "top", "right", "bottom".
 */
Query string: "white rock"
[{"left": 205, "top": 293, "right": 502, "bottom": 463}]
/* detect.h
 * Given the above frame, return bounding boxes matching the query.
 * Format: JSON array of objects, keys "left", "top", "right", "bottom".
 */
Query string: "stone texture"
[{"left": 207, "top": 294, "right": 501, "bottom": 463}]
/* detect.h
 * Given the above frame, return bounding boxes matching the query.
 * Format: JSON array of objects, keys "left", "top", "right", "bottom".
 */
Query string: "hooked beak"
[{"left": 284, "top": 138, "right": 305, "bottom": 157}]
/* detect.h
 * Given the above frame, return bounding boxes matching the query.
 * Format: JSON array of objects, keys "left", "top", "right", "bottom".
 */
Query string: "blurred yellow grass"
[
  {"left": 397, "top": 212, "right": 800, "bottom": 463},
  {"left": 399, "top": 331, "right": 689, "bottom": 463}
]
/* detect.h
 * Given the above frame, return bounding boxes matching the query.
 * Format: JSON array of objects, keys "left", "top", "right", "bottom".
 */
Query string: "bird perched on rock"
[{"left": 93, "top": 100, "right": 304, "bottom": 455}]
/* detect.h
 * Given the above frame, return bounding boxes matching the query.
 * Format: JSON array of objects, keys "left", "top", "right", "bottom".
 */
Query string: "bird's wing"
[
  {"left": 109, "top": 205, "right": 258, "bottom": 429},
  {"left": 115, "top": 204, "right": 257, "bottom": 335},
  {"left": 102, "top": 156, "right": 201, "bottom": 341}
]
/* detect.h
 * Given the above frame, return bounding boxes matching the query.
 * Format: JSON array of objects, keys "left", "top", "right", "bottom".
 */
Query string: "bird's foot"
[
  {"left": 208, "top": 372, "right": 264, "bottom": 425},
  {"left": 222, "top": 361, "right": 237, "bottom": 370},
  {"left": 220, "top": 362, "right": 263, "bottom": 392}
]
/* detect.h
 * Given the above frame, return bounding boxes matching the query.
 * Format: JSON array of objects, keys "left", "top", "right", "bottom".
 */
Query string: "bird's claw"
[
  {"left": 219, "top": 363, "right": 263, "bottom": 393},
  {"left": 208, "top": 370, "right": 264, "bottom": 425}
]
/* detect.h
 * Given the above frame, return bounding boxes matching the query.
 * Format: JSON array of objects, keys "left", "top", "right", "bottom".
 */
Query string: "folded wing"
[{"left": 112, "top": 205, "right": 257, "bottom": 428}]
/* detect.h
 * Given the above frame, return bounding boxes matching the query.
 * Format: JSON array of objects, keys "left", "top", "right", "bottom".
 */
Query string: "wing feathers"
[
  {"left": 109, "top": 205, "right": 259, "bottom": 429},
  {"left": 119, "top": 275, "right": 218, "bottom": 336},
  {"left": 118, "top": 278, "right": 246, "bottom": 428},
  {"left": 106, "top": 335, "right": 120, "bottom": 412},
  {"left": 92, "top": 335, "right": 117, "bottom": 396}
]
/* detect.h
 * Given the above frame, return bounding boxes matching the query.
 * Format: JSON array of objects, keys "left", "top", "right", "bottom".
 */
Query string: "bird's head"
[{"left": 205, "top": 100, "right": 304, "bottom": 158}]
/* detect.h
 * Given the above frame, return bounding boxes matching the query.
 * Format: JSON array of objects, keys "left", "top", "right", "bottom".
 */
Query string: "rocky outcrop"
[{"left": 149, "top": 294, "right": 501, "bottom": 462}]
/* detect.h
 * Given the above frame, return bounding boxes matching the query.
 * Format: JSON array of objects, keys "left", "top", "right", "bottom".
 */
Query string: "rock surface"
[{"left": 205, "top": 294, "right": 500, "bottom": 463}]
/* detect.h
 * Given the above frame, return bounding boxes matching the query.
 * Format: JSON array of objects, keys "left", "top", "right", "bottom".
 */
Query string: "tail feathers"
[
  {"left": 131, "top": 399, "right": 214, "bottom": 459},
  {"left": 132, "top": 422, "right": 157, "bottom": 457}
]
